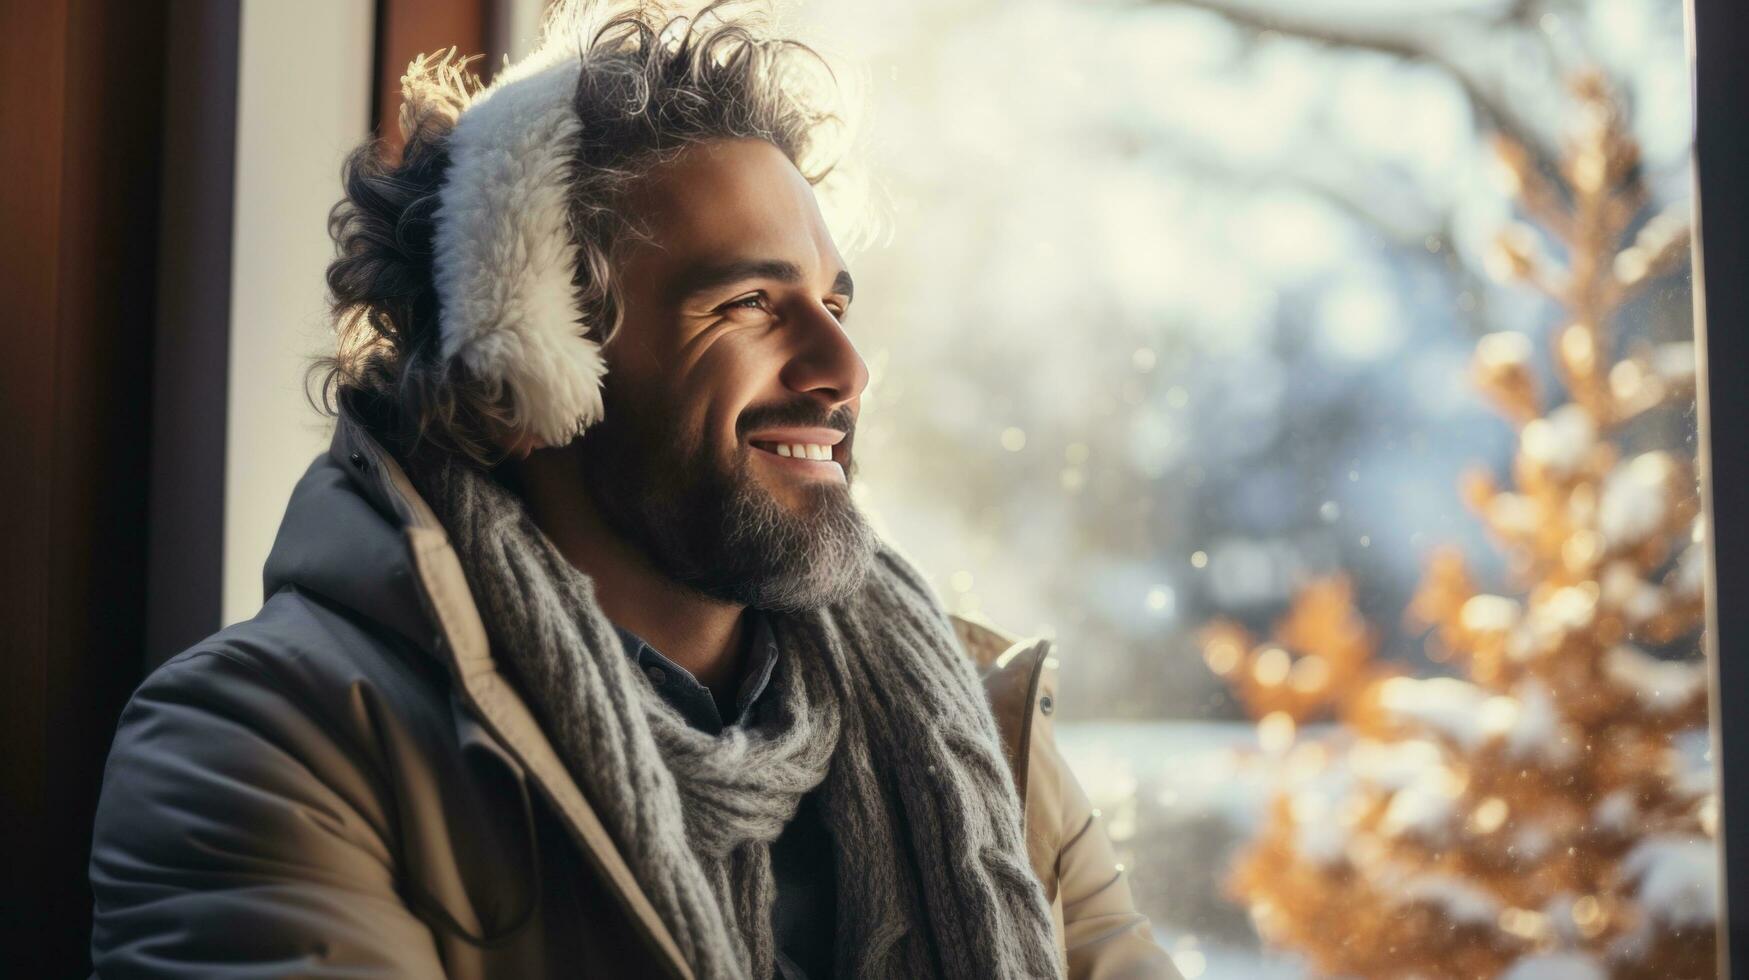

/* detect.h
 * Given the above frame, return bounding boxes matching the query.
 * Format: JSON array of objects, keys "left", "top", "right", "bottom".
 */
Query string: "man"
[{"left": 88, "top": 2, "right": 1176, "bottom": 977}]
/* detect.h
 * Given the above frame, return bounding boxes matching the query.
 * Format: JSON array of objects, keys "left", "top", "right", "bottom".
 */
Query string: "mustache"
[{"left": 736, "top": 402, "right": 855, "bottom": 440}]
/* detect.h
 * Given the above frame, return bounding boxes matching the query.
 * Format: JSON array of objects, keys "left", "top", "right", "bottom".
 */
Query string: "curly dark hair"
[{"left": 308, "top": 0, "right": 848, "bottom": 468}]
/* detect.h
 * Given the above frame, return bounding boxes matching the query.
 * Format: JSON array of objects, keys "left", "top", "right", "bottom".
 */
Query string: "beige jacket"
[{"left": 89, "top": 417, "right": 1179, "bottom": 979}]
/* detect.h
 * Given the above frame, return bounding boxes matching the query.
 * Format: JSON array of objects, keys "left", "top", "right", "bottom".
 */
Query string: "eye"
[
  {"left": 718, "top": 292, "right": 849, "bottom": 322},
  {"left": 722, "top": 293, "right": 770, "bottom": 314}
]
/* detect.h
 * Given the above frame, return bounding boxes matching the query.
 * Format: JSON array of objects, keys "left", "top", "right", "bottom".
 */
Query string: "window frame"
[{"left": 1689, "top": 0, "right": 1745, "bottom": 973}]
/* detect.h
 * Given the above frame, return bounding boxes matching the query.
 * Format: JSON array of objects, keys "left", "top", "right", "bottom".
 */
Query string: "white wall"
[
  {"left": 223, "top": 0, "right": 375, "bottom": 627},
  {"left": 494, "top": 0, "right": 548, "bottom": 64}
]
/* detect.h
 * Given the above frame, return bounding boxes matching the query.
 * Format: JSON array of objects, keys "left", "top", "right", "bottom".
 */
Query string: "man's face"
[{"left": 569, "top": 137, "right": 879, "bottom": 611}]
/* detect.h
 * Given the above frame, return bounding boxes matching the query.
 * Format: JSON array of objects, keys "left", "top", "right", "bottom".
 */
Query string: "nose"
[{"left": 779, "top": 301, "right": 868, "bottom": 409}]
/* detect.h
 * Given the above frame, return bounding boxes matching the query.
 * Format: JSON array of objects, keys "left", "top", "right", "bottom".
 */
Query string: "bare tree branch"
[
  {"left": 1147, "top": 0, "right": 1561, "bottom": 175},
  {"left": 1130, "top": 134, "right": 1456, "bottom": 258}
]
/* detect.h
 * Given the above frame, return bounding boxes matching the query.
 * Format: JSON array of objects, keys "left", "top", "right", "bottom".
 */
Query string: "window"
[{"left": 796, "top": 0, "right": 1718, "bottom": 975}]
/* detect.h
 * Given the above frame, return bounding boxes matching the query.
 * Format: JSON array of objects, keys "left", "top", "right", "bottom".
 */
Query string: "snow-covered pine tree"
[{"left": 1200, "top": 71, "right": 1714, "bottom": 980}]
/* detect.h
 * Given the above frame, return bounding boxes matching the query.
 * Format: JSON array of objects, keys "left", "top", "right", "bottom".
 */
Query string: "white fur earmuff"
[{"left": 431, "top": 51, "right": 605, "bottom": 449}]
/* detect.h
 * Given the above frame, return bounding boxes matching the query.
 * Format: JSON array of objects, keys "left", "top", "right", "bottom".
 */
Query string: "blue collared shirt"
[
  {"left": 612, "top": 610, "right": 836, "bottom": 980},
  {"left": 613, "top": 612, "right": 782, "bottom": 735}
]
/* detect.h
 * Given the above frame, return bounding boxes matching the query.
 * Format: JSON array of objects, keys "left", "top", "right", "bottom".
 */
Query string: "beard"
[{"left": 572, "top": 391, "right": 880, "bottom": 612}]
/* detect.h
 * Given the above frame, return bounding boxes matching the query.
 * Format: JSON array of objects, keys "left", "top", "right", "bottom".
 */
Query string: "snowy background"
[{"left": 781, "top": 0, "right": 1699, "bottom": 975}]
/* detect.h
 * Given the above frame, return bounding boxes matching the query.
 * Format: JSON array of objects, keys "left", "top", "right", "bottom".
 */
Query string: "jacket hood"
[{"left": 262, "top": 415, "right": 443, "bottom": 656}]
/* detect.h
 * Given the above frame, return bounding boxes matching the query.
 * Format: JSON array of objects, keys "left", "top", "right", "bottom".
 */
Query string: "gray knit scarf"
[{"left": 410, "top": 453, "right": 1063, "bottom": 980}]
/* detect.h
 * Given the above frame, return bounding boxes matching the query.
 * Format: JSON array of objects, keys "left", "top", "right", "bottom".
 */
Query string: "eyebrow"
[{"left": 669, "top": 258, "right": 854, "bottom": 306}]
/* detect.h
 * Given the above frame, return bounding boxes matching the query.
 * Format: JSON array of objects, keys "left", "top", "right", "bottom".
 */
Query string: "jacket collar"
[
  {"left": 265, "top": 416, "right": 696, "bottom": 979},
  {"left": 260, "top": 414, "right": 442, "bottom": 654}
]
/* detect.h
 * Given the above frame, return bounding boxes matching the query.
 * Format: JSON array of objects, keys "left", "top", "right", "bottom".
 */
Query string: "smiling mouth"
[{"left": 749, "top": 439, "right": 846, "bottom": 481}]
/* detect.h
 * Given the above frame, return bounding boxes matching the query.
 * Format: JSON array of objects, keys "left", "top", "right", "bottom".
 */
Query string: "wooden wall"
[{"left": 0, "top": 0, "right": 170, "bottom": 971}]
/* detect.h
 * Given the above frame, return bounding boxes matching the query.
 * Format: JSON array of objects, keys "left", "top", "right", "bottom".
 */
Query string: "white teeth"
[{"left": 765, "top": 442, "right": 833, "bottom": 460}]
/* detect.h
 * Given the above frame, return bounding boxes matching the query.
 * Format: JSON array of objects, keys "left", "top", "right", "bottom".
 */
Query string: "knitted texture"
[{"left": 411, "top": 453, "right": 1063, "bottom": 979}]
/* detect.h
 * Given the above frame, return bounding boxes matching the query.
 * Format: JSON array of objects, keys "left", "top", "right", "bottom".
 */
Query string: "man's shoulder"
[
  {"left": 127, "top": 586, "right": 449, "bottom": 749},
  {"left": 948, "top": 612, "right": 1034, "bottom": 670},
  {"left": 948, "top": 611, "right": 1055, "bottom": 753}
]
